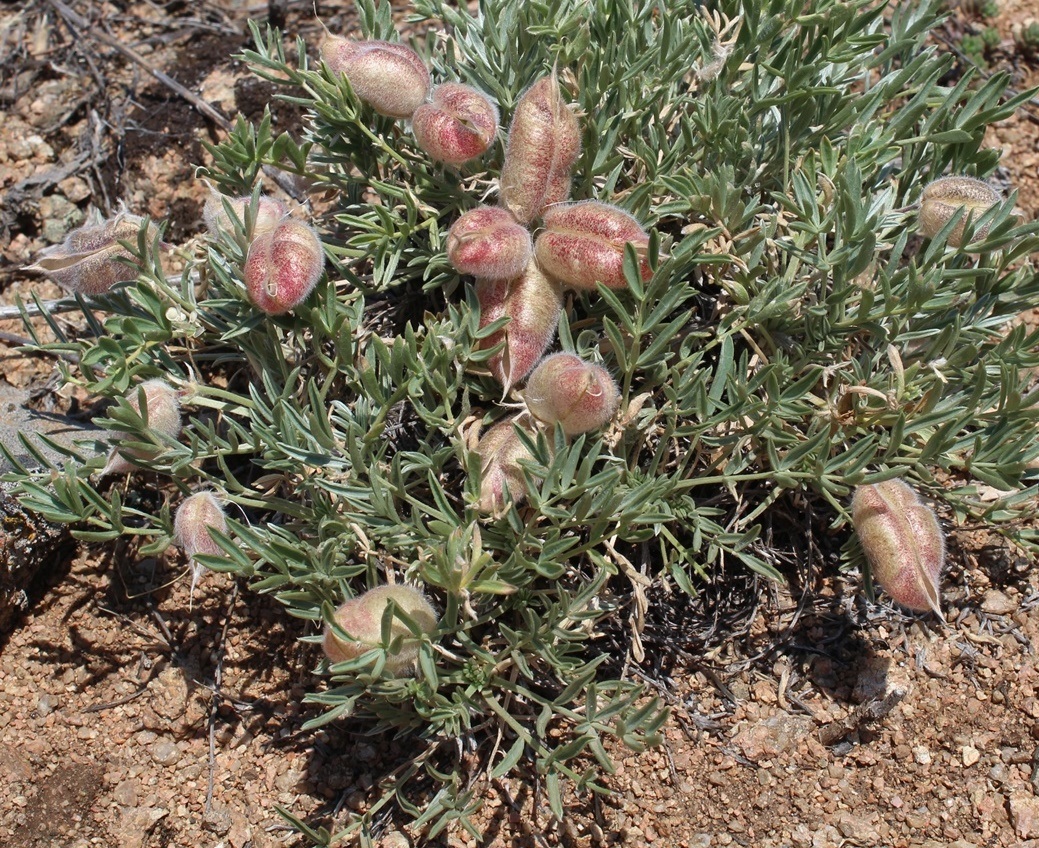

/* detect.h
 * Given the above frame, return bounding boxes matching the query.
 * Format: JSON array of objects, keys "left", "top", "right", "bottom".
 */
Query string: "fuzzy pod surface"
[
  {"left": 524, "top": 352, "right": 620, "bottom": 435},
  {"left": 26, "top": 214, "right": 153, "bottom": 296},
  {"left": 447, "top": 206, "right": 533, "bottom": 280},
  {"left": 852, "top": 479, "right": 945, "bottom": 614},
  {"left": 535, "top": 201, "right": 651, "bottom": 290},
  {"left": 412, "top": 83, "right": 499, "bottom": 165},
  {"left": 475, "top": 261, "right": 563, "bottom": 390},
  {"left": 323, "top": 585, "right": 438, "bottom": 676},
  {"left": 474, "top": 416, "right": 538, "bottom": 514},
  {"left": 243, "top": 218, "right": 324, "bottom": 315},
  {"left": 919, "top": 176, "right": 1001, "bottom": 248},
  {"left": 174, "top": 492, "right": 228, "bottom": 563},
  {"left": 102, "top": 379, "right": 182, "bottom": 475},
  {"left": 499, "top": 75, "right": 581, "bottom": 225},
  {"left": 321, "top": 36, "right": 430, "bottom": 119},
  {"left": 203, "top": 192, "right": 287, "bottom": 237}
]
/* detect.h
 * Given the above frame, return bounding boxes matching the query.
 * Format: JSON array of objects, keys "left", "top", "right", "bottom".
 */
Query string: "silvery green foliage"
[{"left": 5, "top": 0, "right": 1039, "bottom": 843}]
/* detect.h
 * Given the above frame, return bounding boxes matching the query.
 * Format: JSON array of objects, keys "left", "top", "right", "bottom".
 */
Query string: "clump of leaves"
[
  {"left": 6, "top": 0, "right": 1039, "bottom": 844},
  {"left": 1014, "top": 19, "right": 1039, "bottom": 56}
]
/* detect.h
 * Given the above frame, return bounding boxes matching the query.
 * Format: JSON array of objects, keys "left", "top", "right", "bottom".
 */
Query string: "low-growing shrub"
[{"left": 7, "top": 0, "right": 1039, "bottom": 843}]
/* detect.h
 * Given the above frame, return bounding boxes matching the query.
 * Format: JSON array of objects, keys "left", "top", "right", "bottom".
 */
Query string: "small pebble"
[
  {"left": 151, "top": 738, "right": 181, "bottom": 766},
  {"left": 962, "top": 744, "right": 981, "bottom": 767}
]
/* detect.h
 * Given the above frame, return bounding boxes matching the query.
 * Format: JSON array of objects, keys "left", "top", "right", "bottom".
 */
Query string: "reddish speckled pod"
[
  {"left": 499, "top": 75, "right": 581, "bottom": 225},
  {"left": 323, "top": 585, "right": 438, "bottom": 676},
  {"left": 243, "top": 219, "right": 324, "bottom": 315},
  {"left": 524, "top": 353, "right": 620, "bottom": 435},
  {"left": 535, "top": 201, "right": 651, "bottom": 290},
  {"left": 918, "top": 176, "right": 1001, "bottom": 248},
  {"left": 499, "top": 74, "right": 581, "bottom": 225},
  {"left": 321, "top": 36, "right": 430, "bottom": 119},
  {"left": 475, "top": 261, "right": 562, "bottom": 390},
  {"left": 412, "top": 83, "right": 499, "bottom": 165},
  {"left": 203, "top": 191, "right": 287, "bottom": 237},
  {"left": 852, "top": 479, "right": 944, "bottom": 615},
  {"left": 102, "top": 379, "right": 182, "bottom": 475},
  {"left": 27, "top": 214, "right": 154, "bottom": 296},
  {"left": 473, "top": 416, "right": 539, "bottom": 514},
  {"left": 447, "top": 206, "right": 532, "bottom": 280}
]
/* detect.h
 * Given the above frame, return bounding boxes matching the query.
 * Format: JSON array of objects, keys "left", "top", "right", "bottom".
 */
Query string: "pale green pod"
[{"left": 323, "top": 585, "right": 438, "bottom": 676}]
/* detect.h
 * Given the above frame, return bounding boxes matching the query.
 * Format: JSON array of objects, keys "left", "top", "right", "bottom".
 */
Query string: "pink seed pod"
[
  {"left": 102, "top": 379, "right": 182, "bottom": 475},
  {"left": 412, "top": 82, "right": 500, "bottom": 165},
  {"left": 475, "top": 260, "right": 562, "bottom": 390},
  {"left": 524, "top": 353, "right": 620, "bottom": 436},
  {"left": 918, "top": 176, "right": 1001, "bottom": 248},
  {"left": 473, "top": 416, "right": 539, "bottom": 514},
  {"left": 852, "top": 479, "right": 945, "bottom": 615},
  {"left": 535, "top": 201, "right": 652, "bottom": 290},
  {"left": 174, "top": 491, "right": 228, "bottom": 600},
  {"left": 243, "top": 218, "right": 324, "bottom": 315},
  {"left": 323, "top": 585, "right": 439, "bottom": 676},
  {"left": 499, "top": 74, "right": 581, "bottom": 224},
  {"left": 174, "top": 492, "right": 227, "bottom": 563},
  {"left": 320, "top": 36, "right": 430, "bottom": 119},
  {"left": 26, "top": 213, "right": 154, "bottom": 296},
  {"left": 203, "top": 191, "right": 287, "bottom": 237},
  {"left": 447, "top": 206, "right": 533, "bottom": 280}
]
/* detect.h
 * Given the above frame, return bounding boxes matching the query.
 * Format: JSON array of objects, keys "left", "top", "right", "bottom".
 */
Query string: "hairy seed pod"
[
  {"left": 475, "top": 261, "right": 563, "bottom": 390},
  {"left": 499, "top": 74, "right": 581, "bottom": 224},
  {"left": 174, "top": 491, "right": 228, "bottom": 599},
  {"left": 321, "top": 36, "right": 430, "bottom": 119},
  {"left": 852, "top": 479, "right": 945, "bottom": 615},
  {"left": 447, "top": 206, "right": 533, "bottom": 280},
  {"left": 535, "top": 201, "right": 652, "bottom": 290},
  {"left": 412, "top": 83, "right": 499, "bottom": 165},
  {"left": 102, "top": 379, "right": 182, "bottom": 475},
  {"left": 323, "top": 585, "right": 438, "bottom": 676},
  {"left": 524, "top": 353, "right": 620, "bottom": 435},
  {"left": 919, "top": 176, "right": 1001, "bottom": 248},
  {"left": 473, "top": 416, "right": 538, "bottom": 514},
  {"left": 243, "top": 218, "right": 324, "bottom": 314},
  {"left": 203, "top": 191, "right": 287, "bottom": 237},
  {"left": 174, "top": 492, "right": 227, "bottom": 563},
  {"left": 26, "top": 213, "right": 154, "bottom": 296}
]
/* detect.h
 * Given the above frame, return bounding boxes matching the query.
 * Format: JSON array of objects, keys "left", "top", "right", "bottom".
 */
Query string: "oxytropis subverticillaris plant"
[{"left": 7, "top": 0, "right": 1039, "bottom": 843}]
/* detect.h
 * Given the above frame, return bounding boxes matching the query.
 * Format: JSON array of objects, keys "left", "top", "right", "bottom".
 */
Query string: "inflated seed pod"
[
  {"left": 174, "top": 491, "right": 228, "bottom": 597},
  {"left": 174, "top": 492, "right": 227, "bottom": 564},
  {"left": 499, "top": 74, "right": 581, "bottom": 225},
  {"left": 475, "top": 260, "right": 563, "bottom": 390},
  {"left": 27, "top": 213, "right": 154, "bottom": 296},
  {"left": 524, "top": 353, "right": 620, "bottom": 436},
  {"left": 320, "top": 36, "right": 430, "bottom": 119},
  {"left": 852, "top": 479, "right": 944, "bottom": 615},
  {"left": 102, "top": 379, "right": 182, "bottom": 475},
  {"left": 447, "top": 206, "right": 533, "bottom": 280},
  {"left": 412, "top": 82, "right": 499, "bottom": 165},
  {"left": 474, "top": 416, "right": 538, "bottom": 514},
  {"left": 323, "top": 585, "right": 438, "bottom": 676},
  {"left": 918, "top": 176, "right": 1001, "bottom": 248},
  {"left": 203, "top": 191, "right": 287, "bottom": 237},
  {"left": 535, "top": 201, "right": 652, "bottom": 290},
  {"left": 243, "top": 218, "right": 324, "bottom": 315}
]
